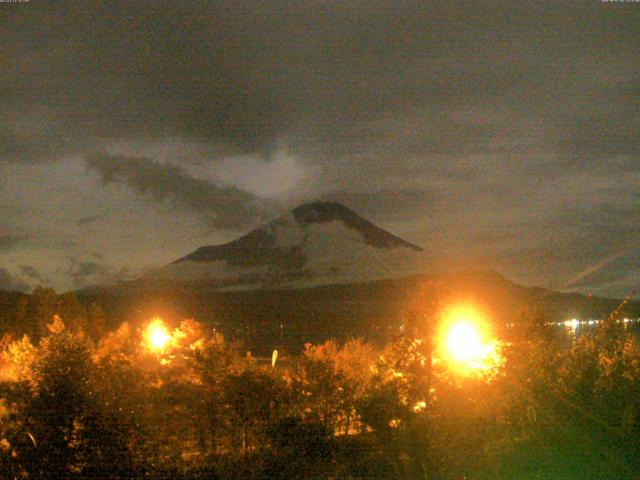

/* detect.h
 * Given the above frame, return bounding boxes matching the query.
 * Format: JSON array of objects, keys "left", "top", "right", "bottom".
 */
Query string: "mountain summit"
[
  {"left": 152, "top": 201, "right": 428, "bottom": 289},
  {"left": 290, "top": 202, "right": 422, "bottom": 250}
]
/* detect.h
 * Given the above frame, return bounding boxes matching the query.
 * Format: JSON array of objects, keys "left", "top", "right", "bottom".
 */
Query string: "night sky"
[{"left": 1, "top": 1, "right": 638, "bottom": 296}]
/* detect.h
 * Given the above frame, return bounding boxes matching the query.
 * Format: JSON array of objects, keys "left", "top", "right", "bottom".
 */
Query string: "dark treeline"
[
  {"left": 76, "top": 272, "right": 640, "bottom": 355},
  {"left": 0, "top": 287, "right": 639, "bottom": 479}
]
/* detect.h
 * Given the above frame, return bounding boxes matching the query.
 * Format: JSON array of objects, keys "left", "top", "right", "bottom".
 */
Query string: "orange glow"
[
  {"left": 143, "top": 317, "right": 171, "bottom": 352},
  {"left": 446, "top": 320, "right": 484, "bottom": 363},
  {"left": 437, "top": 305, "right": 501, "bottom": 375}
]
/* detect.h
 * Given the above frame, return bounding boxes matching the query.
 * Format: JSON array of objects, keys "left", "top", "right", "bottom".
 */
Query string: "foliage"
[
  {"left": 262, "top": 417, "right": 336, "bottom": 480},
  {"left": 0, "top": 290, "right": 639, "bottom": 479},
  {"left": 0, "top": 318, "right": 137, "bottom": 478},
  {"left": 221, "top": 367, "right": 291, "bottom": 452}
]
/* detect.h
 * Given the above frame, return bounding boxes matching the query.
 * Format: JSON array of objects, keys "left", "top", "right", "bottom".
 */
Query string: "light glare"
[
  {"left": 438, "top": 305, "right": 501, "bottom": 376},
  {"left": 144, "top": 318, "right": 171, "bottom": 352},
  {"left": 446, "top": 321, "right": 483, "bottom": 363}
]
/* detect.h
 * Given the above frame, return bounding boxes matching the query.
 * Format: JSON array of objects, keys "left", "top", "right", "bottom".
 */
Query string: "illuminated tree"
[
  {"left": 86, "top": 303, "right": 108, "bottom": 341},
  {"left": 0, "top": 319, "right": 136, "bottom": 478},
  {"left": 333, "top": 338, "right": 377, "bottom": 434},
  {"left": 11, "top": 288, "right": 90, "bottom": 340},
  {"left": 291, "top": 342, "right": 349, "bottom": 431}
]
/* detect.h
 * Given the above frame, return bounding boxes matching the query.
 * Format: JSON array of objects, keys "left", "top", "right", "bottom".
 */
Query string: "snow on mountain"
[{"left": 150, "top": 201, "right": 429, "bottom": 289}]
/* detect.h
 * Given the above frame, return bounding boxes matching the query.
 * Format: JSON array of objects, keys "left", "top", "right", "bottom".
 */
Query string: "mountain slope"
[{"left": 151, "top": 201, "right": 428, "bottom": 289}]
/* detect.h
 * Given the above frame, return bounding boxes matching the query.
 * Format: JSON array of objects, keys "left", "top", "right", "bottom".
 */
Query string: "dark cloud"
[
  {"left": 85, "top": 153, "right": 259, "bottom": 229},
  {"left": 0, "top": 122, "right": 85, "bottom": 164},
  {"left": 1, "top": 1, "right": 639, "bottom": 295},
  {"left": 2, "top": 1, "right": 638, "bottom": 162},
  {"left": 0, "top": 226, "right": 26, "bottom": 252},
  {"left": 65, "top": 257, "right": 132, "bottom": 288},
  {"left": 66, "top": 260, "right": 106, "bottom": 281},
  {"left": 325, "top": 190, "right": 436, "bottom": 225},
  {"left": 19, "top": 265, "right": 50, "bottom": 285},
  {"left": 0, "top": 268, "right": 30, "bottom": 293},
  {"left": 495, "top": 237, "right": 640, "bottom": 295},
  {"left": 77, "top": 215, "right": 106, "bottom": 226}
]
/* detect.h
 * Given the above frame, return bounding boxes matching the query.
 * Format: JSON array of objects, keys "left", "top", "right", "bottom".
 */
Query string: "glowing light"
[
  {"left": 437, "top": 305, "right": 501, "bottom": 376},
  {"left": 144, "top": 318, "right": 171, "bottom": 352},
  {"left": 413, "top": 400, "right": 427, "bottom": 413},
  {"left": 446, "top": 321, "right": 483, "bottom": 362},
  {"left": 563, "top": 318, "right": 579, "bottom": 333}
]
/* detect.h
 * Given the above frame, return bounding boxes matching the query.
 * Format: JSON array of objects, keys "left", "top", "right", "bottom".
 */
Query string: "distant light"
[
  {"left": 563, "top": 319, "right": 580, "bottom": 331},
  {"left": 144, "top": 317, "right": 171, "bottom": 352}
]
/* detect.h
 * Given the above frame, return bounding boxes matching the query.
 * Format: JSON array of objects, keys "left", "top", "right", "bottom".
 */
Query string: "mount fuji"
[
  {"left": 72, "top": 202, "right": 640, "bottom": 352},
  {"left": 150, "top": 201, "right": 429, "bottom": 290}
]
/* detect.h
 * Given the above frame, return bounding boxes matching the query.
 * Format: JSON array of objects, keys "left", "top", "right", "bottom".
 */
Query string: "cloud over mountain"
[
  {"left": 86, "top": 153, "right": 259, "bottom": 229},
  {"left": 0, "top": 1, "right": 638, "bottom": 296}
]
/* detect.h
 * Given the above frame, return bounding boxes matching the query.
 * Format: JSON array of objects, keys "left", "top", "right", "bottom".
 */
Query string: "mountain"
[
  {"left": 73, "top": 202, "right": 640, "bottom": 353},
  {"left": 149, "top": 201, "right": 428, "bottom": 289}
]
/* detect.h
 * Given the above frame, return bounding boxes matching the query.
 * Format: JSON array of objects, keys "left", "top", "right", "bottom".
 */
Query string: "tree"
[
  {"left": 0, "top": 318, "right": 135, "bottom": 478},
  {"left": 87, "top": 303, "right": 108, "bottom": 341},
  {"left": 222, "top": 368, "right": 291, "bottom": 453},
  {"left": 262, "top": 417, "right": 336, "bottom": 480},
  {"left": 12, "top": 288, "right": 89, "bottom": 341},
  {"left": 292, "top": 342, "right": 349, "bottom": 431},
  {"left": 352, "top": 336, "right": 433, "bottom": 479}
]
